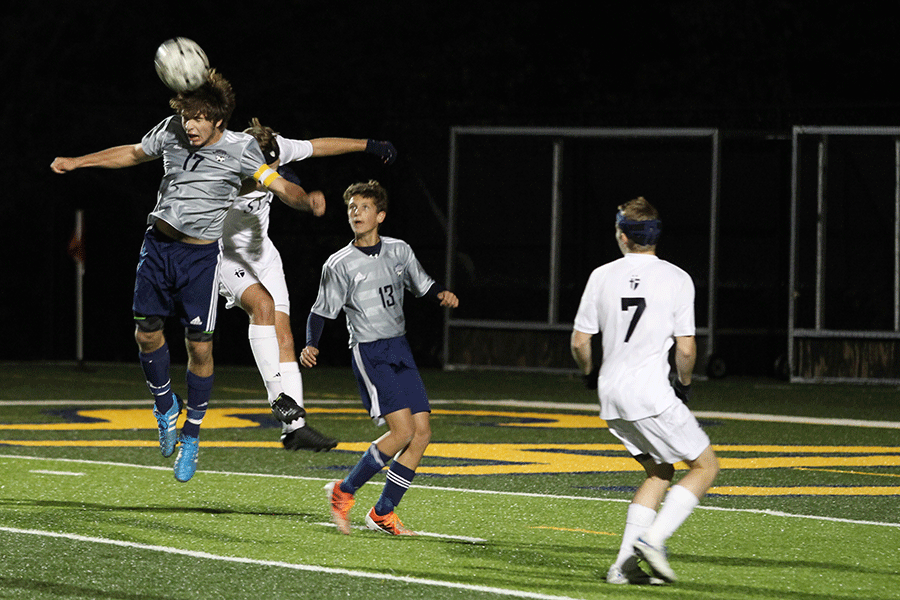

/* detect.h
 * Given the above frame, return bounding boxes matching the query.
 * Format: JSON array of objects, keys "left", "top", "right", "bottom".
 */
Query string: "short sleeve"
[
  {"left": 277, "top": 137, "right": 314, "bottom": 164},
  {"left": 140, "top": 117, "right": 173, "bottom": 158},
  {"left": 672, "top": 274, "right": 696, "bottom": 337},
  {"left": 240, "top": 138, "right": 269, "bottom": 179},
  {"left": 573, "top": 270, "right": 602, "bottom": 335},
  {"left": 310, "top": 263, "right": 347, "bottom": 320}
]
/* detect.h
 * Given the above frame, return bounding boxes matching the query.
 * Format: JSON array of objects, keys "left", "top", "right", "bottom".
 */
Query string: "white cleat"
[{"left": 634, "top": 536, "right": 677, "bottom": 583}]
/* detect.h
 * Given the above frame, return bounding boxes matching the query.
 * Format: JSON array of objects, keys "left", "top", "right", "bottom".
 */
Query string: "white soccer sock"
[
  {"left": 280, "top": 361, "right": 306, "bottom": 430},
  {"left": 642, "top": 484, "right": 699, "bottom": 546},
  {"left": 248, "top": 324, "right": 282, "bottom": 405},
  {"left": 614, "top": 503, "right": 656, "bottom": 568}
]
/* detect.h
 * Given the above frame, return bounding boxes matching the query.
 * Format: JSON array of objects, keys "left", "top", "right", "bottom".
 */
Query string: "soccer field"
[{"left": 1, "top": 362, "right": 898, "bottom": 599}]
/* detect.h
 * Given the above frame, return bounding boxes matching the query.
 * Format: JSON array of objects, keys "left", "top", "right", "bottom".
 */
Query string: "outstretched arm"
[
  {"left": 309, "top": 138, "right": 397, "bottom": 165},
  {"left": 309, "top": 138, "right": 366, "bottom": 156},
  {"left": 51, "top": 143, "right": 152, "bottom": 173}
]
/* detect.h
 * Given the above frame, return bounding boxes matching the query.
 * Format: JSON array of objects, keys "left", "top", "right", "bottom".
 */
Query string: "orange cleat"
[
  {"left": 365, "top": 508, "right": 417, "bottom": 536},
  {"left": 324, "top": 480, "right": 355, "bottom": 534}
]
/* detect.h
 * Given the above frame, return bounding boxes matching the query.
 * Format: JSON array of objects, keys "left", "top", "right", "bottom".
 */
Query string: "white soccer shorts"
[
  {"left": 218, "top": 240, "right": 291, "bottom": 314},
  {"left": 606, "top": 401, "right": 711, "bottom": 465}
]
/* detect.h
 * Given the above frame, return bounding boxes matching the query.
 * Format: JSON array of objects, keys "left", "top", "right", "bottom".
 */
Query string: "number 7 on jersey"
[{"left": 621, "top": 297, "right": 646, "bottom": 343}]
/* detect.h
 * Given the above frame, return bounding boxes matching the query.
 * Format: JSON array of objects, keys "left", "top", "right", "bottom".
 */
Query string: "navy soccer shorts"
[
  {"left": 351, "top": 335, "right": 431, "bottom": 425},
  {"left": 132, "top": 225, "right": 222, "bottom": 340}
]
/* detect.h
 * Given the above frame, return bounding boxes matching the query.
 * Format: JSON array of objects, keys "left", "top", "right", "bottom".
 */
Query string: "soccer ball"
[{"left": 154, "top": 38, "right": 210, "bottom": 93}]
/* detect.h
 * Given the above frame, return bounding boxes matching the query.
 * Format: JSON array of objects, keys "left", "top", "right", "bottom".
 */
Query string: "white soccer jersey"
[
  {"left": 574, "top": 253, "right": 695, "bottom": 421},
  {"left": 221, "top": 136, "right": 314, "bottom": 260},
  {"left": 311, "top": 237, "right": 436, "bottom": 346},
  {"left": 141, "top": 116, "right": 268, "bottom": 240},
  {"left": 218, "top": 137, "right": 314, "bottom": 310}
]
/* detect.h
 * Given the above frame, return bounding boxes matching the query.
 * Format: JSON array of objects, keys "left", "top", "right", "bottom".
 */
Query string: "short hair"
[
  {"left": 343, "top": 180, "right": 388, "bottom": 214},
  {"left": 618, "top": 197, "right": 659, "bottom": 222},
  {"left": 617, "top": 196, "right": 661, "bottom": 250},
  {"left": 169, "top": 69, "right": 235, "bottom": 130},
  {"left": 244, "top": 118, "right": 279, "bottom": 164}
]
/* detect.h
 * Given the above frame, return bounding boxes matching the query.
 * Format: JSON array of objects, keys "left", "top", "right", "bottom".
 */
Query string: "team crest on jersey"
[
  {"left": 214, "top": 150, "right": 228, "bottom": 162},
  {"left": 394, "top": 263, "right": 404, "bottom": 277},
  {"left": 629, "top": 275, "right": 641, "bottom": 290},
  {"left": 234, "top": 268, "right": 245, "bottom": 278}
]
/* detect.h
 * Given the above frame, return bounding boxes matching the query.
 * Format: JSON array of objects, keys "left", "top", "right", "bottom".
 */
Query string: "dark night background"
[{"left": 4, "top": 1, "right": 900, "bottom": 376}]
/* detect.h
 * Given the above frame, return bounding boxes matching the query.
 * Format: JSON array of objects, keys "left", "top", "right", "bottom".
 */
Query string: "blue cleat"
[
  {"left": 173, "top": 433, "right": 199, "bottom": 482},
  {"left": 153, "top": 393, "right": 182, "bottom": 457}
]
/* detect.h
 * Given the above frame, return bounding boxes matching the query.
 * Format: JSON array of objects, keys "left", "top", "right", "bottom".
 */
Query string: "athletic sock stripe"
[{"left": 385, "top": 470, "right": 411, "bottom": 489}]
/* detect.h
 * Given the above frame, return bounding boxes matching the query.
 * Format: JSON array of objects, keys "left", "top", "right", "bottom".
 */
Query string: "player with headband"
[{"left": 571, "top": 196, "right": 719, "bottom": 584}]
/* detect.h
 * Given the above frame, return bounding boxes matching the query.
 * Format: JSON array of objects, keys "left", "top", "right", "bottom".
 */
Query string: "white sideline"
[{"left": 0, "top": 526, "right": 579, "bottom": 600}]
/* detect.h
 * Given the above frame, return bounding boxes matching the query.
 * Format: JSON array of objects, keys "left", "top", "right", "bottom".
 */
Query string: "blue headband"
[{"left": 616, "top": 211, "right": 662, "bottom": 245}]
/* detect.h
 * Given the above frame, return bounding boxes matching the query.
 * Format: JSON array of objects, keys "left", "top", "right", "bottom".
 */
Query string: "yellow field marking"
[
  {"left": 0, "top": 408, "right": 599, "bottom": 431},
  {"left": 794, "top": 467, "right": 900, "bottom": 478},
  {"left": 3, "top": 407, "right": 899, "bottom": 496},
  {"left": 3, "top": 439, "right": 898, "bottom": 474},
  {"left": 0, "top": 440, "right": 281, "bottom": 448},
  {"left": 0, "top": 407, "right": 362, "bottom": 431},
  {"left": 530, "top": 526, "right": 617, "bottom": 536},
  {"left": 3, "top": 439, "right": 899, "bottom": 496}
]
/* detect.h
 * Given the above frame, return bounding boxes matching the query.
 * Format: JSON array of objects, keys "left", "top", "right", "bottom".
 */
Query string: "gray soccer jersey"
[
  {"left": 141, "top": 115, "right": 268, "bottom": 240},
  {"left": 311, "top": 237, "right": 437, "bottom": 346}
]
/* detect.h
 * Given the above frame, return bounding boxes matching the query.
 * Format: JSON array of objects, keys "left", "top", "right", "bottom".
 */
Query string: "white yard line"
[{"left": 0, "top": 526, "right": 579, "bottom": 600}]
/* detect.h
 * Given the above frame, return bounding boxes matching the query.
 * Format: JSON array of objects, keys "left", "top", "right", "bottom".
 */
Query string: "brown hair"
[
  {"left": 169, "top": 69, "right": 235, "bottom": 130},
  {"left": 617, "top": 196, "right": 660, "bottom": 251},
  {"left": 343, "top": 180, "right": 388, "bottom": 214},
  {"left": 244, "top": 118, "right": 279, "bottom": 164},
  {"left": 618, "top": 196, "right": 659, "bottom": 222}
]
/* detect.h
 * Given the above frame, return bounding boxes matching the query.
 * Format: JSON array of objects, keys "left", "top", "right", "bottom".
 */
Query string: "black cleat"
[
  {"left": 281, "top": 424, "right": 338, "bottom": 452},
  {"left": 271, "top": 393, "right": 306, "bottom": 423}
]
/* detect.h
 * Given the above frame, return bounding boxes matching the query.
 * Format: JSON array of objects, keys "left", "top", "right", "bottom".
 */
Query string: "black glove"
[
  {"left": 582, "top": 366, "right": 599, "bottom": 390},
  {"left": 365, "top": 140, "right": 397, "bottom": 165},
  {"left": 673, "top": 379, "right": 692, "bottom": 403}
]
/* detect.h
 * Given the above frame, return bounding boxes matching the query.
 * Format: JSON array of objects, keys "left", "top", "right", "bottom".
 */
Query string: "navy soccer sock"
[
  {"left": 181, "top": 371, "right": 213, "bottom": 439},
  {"left": 374, "top": 461, "right": 416, "bottom": 516},
  {"left": 140, "top": 344, "right": 173, "bottom": 413},
  {"left": 341, "top": 444, "right": 391, "bottom": 495}
]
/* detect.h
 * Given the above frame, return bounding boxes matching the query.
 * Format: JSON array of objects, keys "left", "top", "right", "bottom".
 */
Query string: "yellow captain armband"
[{"left": 252, "top": 165, "right": 281, "bottom": 187}]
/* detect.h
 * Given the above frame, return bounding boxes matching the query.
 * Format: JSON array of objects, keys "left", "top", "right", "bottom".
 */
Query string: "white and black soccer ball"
[{"left": 154, "top": 38, "right": 210, "bottom": 93}]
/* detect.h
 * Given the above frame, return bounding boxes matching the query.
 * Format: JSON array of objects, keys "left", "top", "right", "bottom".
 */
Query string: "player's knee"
[
  {"left": 186, "top": 339, "right": 213, "bottom": 366},
  {"left": 245, "top": 289, "right": 276, "bottom": 325},
  {"left": 134, "top": 317, "right": 165, "bottom": 351},
  {"left": 413, "top": 423, "right": 432, "bottom": 446},
  {"left": 704, "top": 450, "right": 720, "bottom": 478}
]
